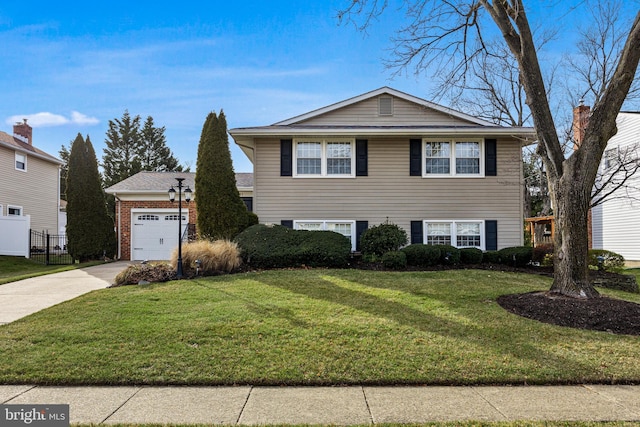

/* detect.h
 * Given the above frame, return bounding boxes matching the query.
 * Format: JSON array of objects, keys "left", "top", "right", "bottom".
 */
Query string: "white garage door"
[{"left": 131, "top": 211, "right": 188, "bottom": 261}]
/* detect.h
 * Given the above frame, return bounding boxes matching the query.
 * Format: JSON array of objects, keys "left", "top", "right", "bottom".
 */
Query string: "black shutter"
[
  {"left": 410, "top": 221, "right": 423, "bottom": 244},
  {"left": 281, "top": 139, "right": 293, "bottom": 177},
  {"left": 410, "top": 139, "right": 422, "bottom": 176},
  {"left": 281, "top": 220, "right": 293, "bottom": 229},
  {"left": 485, "top": 139, "right": 497, "bottom": 176},
  {"left": 356, "top": 139, "right": 368, "bottom": 176},
  {"left": 355, "top": 221, "right": 368, "bottom": 251},
  {"left": 485, "top": 220, "right": 498, "bottom": 251}
]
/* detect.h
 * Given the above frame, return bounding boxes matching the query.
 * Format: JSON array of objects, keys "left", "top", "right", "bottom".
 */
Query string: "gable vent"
[{"left": 379, "top": 96, "right": 393, "bottom": 116}]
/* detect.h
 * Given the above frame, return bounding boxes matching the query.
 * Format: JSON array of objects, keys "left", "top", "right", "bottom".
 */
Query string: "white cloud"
[
  {"left": 6, "top": 111, "right": 99, "bottom": 127},
  {"left": 70, "top": 111, "right": 100, "bottom": 125}
]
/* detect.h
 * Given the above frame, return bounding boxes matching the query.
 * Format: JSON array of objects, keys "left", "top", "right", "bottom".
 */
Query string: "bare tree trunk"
[{"left": 549, "top": 174, "right": 599, "bottom": 298}]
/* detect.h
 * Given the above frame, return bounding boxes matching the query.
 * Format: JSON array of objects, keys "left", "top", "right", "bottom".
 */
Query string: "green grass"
[
  {"left": 625, "top": 268, "right": 640, "bottom": 283},
  {"left": 1, "top": 269, "right": 639, "bottom": 386},
  {"left": 0, "top": 255, "right": 102, "bottom": 285}
]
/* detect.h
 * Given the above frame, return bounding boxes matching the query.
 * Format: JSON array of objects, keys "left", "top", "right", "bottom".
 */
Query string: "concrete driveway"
[{"left": 0, "top": 261, "right": 131, "bottom": 325}]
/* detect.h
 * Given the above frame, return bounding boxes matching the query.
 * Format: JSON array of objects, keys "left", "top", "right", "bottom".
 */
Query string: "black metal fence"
[{"left": 30, "top": 230, "right": 74, "bottom": 265}]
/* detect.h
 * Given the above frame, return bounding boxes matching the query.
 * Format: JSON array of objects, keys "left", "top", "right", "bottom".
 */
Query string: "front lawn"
[
  {"left": 0, "top": 255, "right": 102, "bottom": 285},
  {"left": 1, "top": 269, "right": 639, "bottom": 386}
]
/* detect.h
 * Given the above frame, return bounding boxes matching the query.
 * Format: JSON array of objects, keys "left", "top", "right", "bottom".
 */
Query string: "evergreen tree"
[
  {"left": 196, "top": 110, "right": 255, "bottom": 239},
  {"left": 102, "top": 110, "right": 142, "bottom": 188},
  {"left": 66, "top": 134, "right": 117, "bottom": 262},
  {"left": 138, "top": 116, "right": 183, "bottom": 172},
  {"left": 58, "top": 143, "right": 70, "bottom": 201}
]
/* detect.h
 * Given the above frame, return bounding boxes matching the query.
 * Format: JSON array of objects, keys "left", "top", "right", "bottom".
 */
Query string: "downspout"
[{"left": 114, "top": 193, "right": 122, "bottom": 260}]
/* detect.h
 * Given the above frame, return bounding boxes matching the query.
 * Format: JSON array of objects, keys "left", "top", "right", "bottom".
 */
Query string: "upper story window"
[
  {"left": 424, "top": 139, "right": 484, "bottom": 177},
  {"left": 15, "top": 153, "right": 26, "bottom": 171},
  {"left": 294, "top": 139, "right": 355, "bottom": 177}
]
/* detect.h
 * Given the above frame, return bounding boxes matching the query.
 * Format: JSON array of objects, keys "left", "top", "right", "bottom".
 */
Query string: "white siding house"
[{"left": 591, "top": 112, "right": 640, "bottom": 261}]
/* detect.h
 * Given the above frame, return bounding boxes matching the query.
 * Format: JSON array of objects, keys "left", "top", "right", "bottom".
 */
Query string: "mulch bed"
[{"left": 497, "top": 291, "right": 640, "bottom": 336}]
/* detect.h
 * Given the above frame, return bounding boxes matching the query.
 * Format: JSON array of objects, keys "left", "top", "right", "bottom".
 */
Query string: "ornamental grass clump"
[
  {"left": 112, "top": 262, "right": 175, "bottom": 287},
  {"left": 171, "top": 239, "right": 242, "bottom": 275}
]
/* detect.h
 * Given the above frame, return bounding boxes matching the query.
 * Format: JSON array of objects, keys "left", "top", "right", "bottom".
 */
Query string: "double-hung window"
[
  {"left": 15, "top": 153, "right": 26, "bottom": 171},
  {"left": 294, "top": 220, "right": 356, "bottom": 250},
  {"left": 424, "top": 139, "right": 483, "bottom": 177},
  {"left": 424, "top": 220, "right": 484, "bottom": 249},
  {"left": 294, "top": 139, "right": 354, "bottom": 177}
]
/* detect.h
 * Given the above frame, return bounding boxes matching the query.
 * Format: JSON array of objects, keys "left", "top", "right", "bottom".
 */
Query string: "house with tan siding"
[
  {"left": 0, "top": 120, "right": 62, "bottom": 237},
  {"left": 229, "top": 87, "right": 535, "bottom": 252}
]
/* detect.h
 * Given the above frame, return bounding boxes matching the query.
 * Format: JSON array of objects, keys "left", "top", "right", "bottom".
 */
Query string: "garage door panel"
[{"left": 131, "top": 212, "right": 187, "bottom": 261}]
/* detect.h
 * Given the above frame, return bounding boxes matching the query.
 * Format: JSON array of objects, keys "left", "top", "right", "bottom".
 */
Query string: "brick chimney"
[
  {"left": 572, "top": 100, "right": 594, "bottom": 249},
  {"left": 13, "top": 119, "right": 32, "bottom": 145},
  {"left": 572, "top": 100, "right": 590, "bottom": 150}
]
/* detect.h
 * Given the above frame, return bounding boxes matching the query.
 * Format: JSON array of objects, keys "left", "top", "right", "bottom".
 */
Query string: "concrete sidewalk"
[
  {"left": 0, "top": 262, "right": 130, "bottom": 325},
  {"left": 2, "top": 384, "right": 640, "bottom": 424}
]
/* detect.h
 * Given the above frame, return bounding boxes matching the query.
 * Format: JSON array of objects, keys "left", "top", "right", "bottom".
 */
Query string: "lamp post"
[{"left": 168, "top": 177, "right": 192, "bottom": 278}]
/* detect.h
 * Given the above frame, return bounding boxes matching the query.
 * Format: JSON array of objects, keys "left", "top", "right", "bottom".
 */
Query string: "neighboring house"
[
  {"left": 229, "top": 87, "right": 535, "bottom": 252},
  {"left": 591, "top": 111, "right": 640, "bottom": 261},
  {"left": 105, "top": 171, "right": 253, "bottom": 261},
  {"left": 0, "top": 119, "right": 62, "bottom": 234}
]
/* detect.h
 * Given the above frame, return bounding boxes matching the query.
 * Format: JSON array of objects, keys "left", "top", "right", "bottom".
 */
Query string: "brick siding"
[{"left": 116, "top": 200, "right": 198, "bottom": 260}]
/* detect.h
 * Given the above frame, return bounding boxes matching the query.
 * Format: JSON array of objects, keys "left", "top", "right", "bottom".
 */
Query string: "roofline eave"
[{"left": 229, "top": 126, "right": 537, "bottom": 140}]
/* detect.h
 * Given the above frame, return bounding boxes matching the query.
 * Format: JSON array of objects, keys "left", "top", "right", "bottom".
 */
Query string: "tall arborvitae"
[
  {"left": 195, "top": 110, "right": 255, "bottom": 239},
  {"left": 66, "top": 133, "right": 117, "bottom": 262}
]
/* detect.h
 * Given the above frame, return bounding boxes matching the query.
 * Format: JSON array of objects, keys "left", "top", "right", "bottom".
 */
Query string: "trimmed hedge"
[
  {"left": 497, "top": 246, "right": 534, "bottom": 267},
  {"left": 588, "top": 249, "right": 625, "bottom": 273},
  {"left": 483, "top": 250, "right": 500, "bottom": 264},
  {"left": 235, "top": 224, "right": 351, "bottom": 268},
  {"left": 401, "top": 244, "right": 441, "bottom": 267},
  {"left": 382, "top": 251, "right": 407, "bottom": 270},
  {"left": 433, "top": 245, "right": 461, "bottom": 265},
  {"left": 460, "top": 247, "right": 483, "bottom": 264},
  {"left": 360, "top": 223, "right": 408, "bottom": 256}
]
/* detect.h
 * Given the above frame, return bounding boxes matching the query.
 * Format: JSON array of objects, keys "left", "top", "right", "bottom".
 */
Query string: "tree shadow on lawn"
[{"left": 248, "top": 270, "right": 598, "bottom": 385}]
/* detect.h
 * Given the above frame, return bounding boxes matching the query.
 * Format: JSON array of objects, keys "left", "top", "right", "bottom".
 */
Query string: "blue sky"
[{"left": 0, "top": 1, "right": 637, "bottom": 173}]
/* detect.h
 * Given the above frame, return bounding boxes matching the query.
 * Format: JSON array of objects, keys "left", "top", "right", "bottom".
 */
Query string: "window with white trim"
[
  {"left": 424, "top": 139, "right": 484, "bottom": 177},
  {"left": 8, "top": 205, "right": 22, "bottom": 216},
  {"left": 424, "top": 220, "right": 484, "bottom": 249},
  {"left": 294, "top": 220, "right": 356, "bottom": 250},
  {"left": 15, "top": 153, "right": 26, "bottom": 171},
  {"left": 294, "top": 139, "right": 355, "bottom": 177}
]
